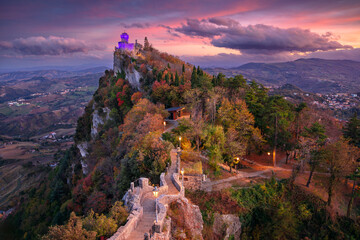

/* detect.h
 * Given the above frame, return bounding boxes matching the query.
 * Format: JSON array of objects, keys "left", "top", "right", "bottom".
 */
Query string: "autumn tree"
[
  {"left": 42, "top": 212, "right": 96, "bottom": 240},
  {"left": 217, "top": 98, "right": 263, "bottom": 165},
  {"left": 202, "top": 125, "right": 225, "bottom": 169},
  {"left": 135, "top": 131, "right": 172, "bottom": 180},
  {"left": 302, "top": 122, "right": 327, "bottom": 187},
  {"left": 82, "top": 210, "right": 118, "bottom": 238},
  {"left": 346, "top": 166, "right": 360, "bottom": 218},
  {"left": 343, "top": 113, "right": 360, "bottom": 148},
  {"left": 324, "top": 139, "right": 358, "bottom": 206}
]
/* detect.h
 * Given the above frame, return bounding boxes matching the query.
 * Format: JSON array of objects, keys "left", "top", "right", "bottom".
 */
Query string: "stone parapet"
[{"left": 109, "top": 178, "right": 154, "bottom": 240}]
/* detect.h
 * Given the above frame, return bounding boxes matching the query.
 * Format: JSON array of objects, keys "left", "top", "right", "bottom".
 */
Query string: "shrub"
[
  {"left": 82, "top": 210, "right": 118, "bottom": 238},
  {"left": 42, "top": 212, "right": 96, "bottom": 240}
]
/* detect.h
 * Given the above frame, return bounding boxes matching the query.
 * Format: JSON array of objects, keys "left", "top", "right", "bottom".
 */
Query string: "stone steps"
[
  {"left": 124, "top": 148, "right": 180, "bottom": 240},
  {"left": 125, "top": 214, "right": 156, "bottom": 240}
]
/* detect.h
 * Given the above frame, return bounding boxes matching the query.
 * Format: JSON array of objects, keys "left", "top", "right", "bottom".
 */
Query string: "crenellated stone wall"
[{"left": 109, "top": 178, "right": 153, "bottom": 240}]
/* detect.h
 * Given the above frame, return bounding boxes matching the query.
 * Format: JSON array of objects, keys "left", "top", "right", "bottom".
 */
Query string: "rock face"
[
  {"left": 170, "top": 197, "right": 204, "bottom": 240},
  {"left": 213, "top": 213, "right": 241, "bottom": 240},
  {"left": 77, "top": 142, "right": 89, "bottom": 157},
  {"left": 125, "top": 68, "right": 141, "bottom": 90},
  {"left": 113, "top": 51, "right": 141, "bottom": 90}
]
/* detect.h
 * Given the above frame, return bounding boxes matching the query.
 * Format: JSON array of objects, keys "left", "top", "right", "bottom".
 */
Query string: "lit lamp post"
[
  {"left": 180, "top": 168, "right": 184, "bottom": 185},
  {"left": 163, "top": 121, "right": 166, "bottom": 131},
  {"left": 153, "top": 186, "right": 159, "bottom": 223},
  {"left": 236, "top": 157, "right": 240, "bottom": 170},
  {"left": 267, "top": 152, "right": 271, "bottom": 166},
  {"left": 179, "top": 136, "right": 182, "bottom": 149}
]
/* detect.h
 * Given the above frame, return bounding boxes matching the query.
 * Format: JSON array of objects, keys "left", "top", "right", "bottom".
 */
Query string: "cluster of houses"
[{"left": 314, "top": 93, "right": 359, "bottom": 110}]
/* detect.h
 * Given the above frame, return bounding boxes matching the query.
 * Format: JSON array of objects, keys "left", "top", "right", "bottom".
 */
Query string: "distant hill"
[
  {"left": 205, "top": 58, "right": 360, "bottom": 93},
  {"left": 0, "top": 67, "right": 108, "bottom": 103}
]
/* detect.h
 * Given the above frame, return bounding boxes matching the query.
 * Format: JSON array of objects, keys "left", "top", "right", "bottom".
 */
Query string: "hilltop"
[
  {"left": 205, "top": 58, "right": 360, "bottom": 94},
  {"left": 1, "top": 35, "right": 359, "bottom": 240}
]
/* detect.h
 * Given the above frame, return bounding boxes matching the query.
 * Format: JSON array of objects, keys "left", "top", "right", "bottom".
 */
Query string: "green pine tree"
[
  {"left": 191, "top": 66, "right": 198, "bottom": 88},
  {"left": 180, "top": 74, "right": 185, "bottom": 85},
  {"left": 344, "top": 113, "right": 360, "bottom": 147},
  {"left": 175, "top": 72, "right": 179, "bottom": 86}
]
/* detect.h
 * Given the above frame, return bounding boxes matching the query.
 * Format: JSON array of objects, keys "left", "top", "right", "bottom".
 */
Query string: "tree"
[
  {"left": 136, "top": 131, "right": 172, "bottom": 180},
  {"left": 82, "top": 210, "right": 118, "bottom": 238},
  {"left": 324, "top": 139, "right": 358, "bottom": 206},
  {"left": 202, "top": 125, "right": 225, "bottom": 169},
  {"left": 144, "top": 37, "right": 150, "bottom": 50},
  {"left": 191, "top": 66, "right": 198, "bottom": 88},
  {"left": 182, "top": 64, "right": 185, "bottom": 74},
  {"left": 213, "top": 73, "right": 226, "bottom": 87},
  {"left": 217, "top": 98, "right": 264, "bottom": 168},
  {"left": 343, "top": 113, "right": 360, "bottom": 148},
  {"left": 109, "top": 201, "right": 128, "bottom": 226},
  {"left": 42, "top": 212, "right": 96, "bottom": 240},
  {"left": 302, "top": 122, "right": 327, "bottom": 187},
  {"left": 174, "top": 71, "right": 180, "bottom": 86},
  {"left": 346, "top": 166, "right": 360, "bottom": 218}
]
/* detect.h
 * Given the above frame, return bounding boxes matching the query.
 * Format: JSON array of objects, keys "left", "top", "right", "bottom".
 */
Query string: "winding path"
[{"left": 125, "top": 149, "right": 179, "bottom": 240}]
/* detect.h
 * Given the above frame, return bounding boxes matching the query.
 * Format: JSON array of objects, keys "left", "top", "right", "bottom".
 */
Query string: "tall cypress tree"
[
  {"left": 175, "top": 72, "right": 180, "bottom": 86},
  {"left": 182, "top": 64, "right": 185, "bottom": 74},
  {"left": 197, "top": 66, "right": 202, "bottom": 76},
  {"left": 165, "top": 73, "right": 169, "bottom": 84},
  {"left": 191, "top": 66, "right": 198, "bottom": 88},
  {"left": 180, "top": 74, "right": 185, "bottom": 85}
]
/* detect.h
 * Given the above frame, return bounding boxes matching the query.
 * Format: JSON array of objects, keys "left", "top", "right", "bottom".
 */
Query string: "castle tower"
[
  {"left": 117, "top": 32, "right": 134, "bottom": 52},
  {"left": 120, "top": 32, "right": 129, "bottom": 43}
]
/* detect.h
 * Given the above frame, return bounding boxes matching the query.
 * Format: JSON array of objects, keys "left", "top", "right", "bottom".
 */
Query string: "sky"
[{"left": 0, "top": 0, "right": 359, "bottom": 71}]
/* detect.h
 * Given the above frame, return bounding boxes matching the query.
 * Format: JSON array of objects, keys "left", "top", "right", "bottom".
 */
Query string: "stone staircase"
[
  {"left": 126, "top": 198, "right": 156, "bottom": 240},
  {"left": 115, "top": 149, "right": 181, "bottom": 240}
]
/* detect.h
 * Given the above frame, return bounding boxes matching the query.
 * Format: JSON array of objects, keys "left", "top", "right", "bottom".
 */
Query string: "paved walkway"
[{"left": 125, "top": 149, "right": 179, "bottom": 240}]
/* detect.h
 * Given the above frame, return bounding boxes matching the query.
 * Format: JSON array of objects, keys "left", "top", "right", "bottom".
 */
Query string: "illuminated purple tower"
[{"left": 117, "top": 32, "right": 134, "bottom": 51}]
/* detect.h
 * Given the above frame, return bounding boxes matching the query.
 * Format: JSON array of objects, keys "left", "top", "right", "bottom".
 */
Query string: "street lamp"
[
  {"left": 236, "top": 157, "right": 240, "bottom": 170},
  {"left": 153, "top": 186, "right": 159, "bottom": 223},
  {"left": 180, "top": 168, "right": 184, "bottom": 184},
  {"left": 179, "top": 136, "right": 182, "bottom": 148},
  {"left": 267, "top": 152, "right": 271, "bottom": 165},
  {"left": 163, "top": 121, "right": 166, "bottom": 131}
]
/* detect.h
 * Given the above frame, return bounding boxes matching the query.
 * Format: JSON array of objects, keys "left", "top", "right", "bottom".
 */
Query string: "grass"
[{"left": 183, "top": 161, "right": 202, "bottom": 175}]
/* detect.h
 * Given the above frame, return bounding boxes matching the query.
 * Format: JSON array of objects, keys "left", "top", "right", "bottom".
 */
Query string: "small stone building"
[{"left": 165, "top": 106, "right": 185, "bottom": 120}]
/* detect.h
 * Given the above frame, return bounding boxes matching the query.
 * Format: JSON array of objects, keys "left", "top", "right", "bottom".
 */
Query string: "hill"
[
  {"left": 0, "top": 68, "right": 108, "bottom": 137},
  {"left": 205, "top": 58, "right": 360, "bottom": 94},
  {"left": 1, "top": 40, "right": 359, "bottom": 240}
]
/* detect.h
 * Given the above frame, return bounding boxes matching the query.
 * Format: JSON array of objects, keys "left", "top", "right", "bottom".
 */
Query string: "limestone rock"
[
  {"left": 171, "top": 197, "right": 203, "bottom": 240},
  {"left": 213, "top": 213, "right": 241, "bottom": 240}
]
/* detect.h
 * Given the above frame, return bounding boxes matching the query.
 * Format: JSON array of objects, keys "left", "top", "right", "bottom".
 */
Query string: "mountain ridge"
[{"left": 205, "top": 58, "right": 360, "bottom": 94}]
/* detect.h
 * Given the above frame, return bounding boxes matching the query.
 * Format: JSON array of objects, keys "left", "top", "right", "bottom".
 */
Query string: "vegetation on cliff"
[{"left": 1, "top": 38, "right": 359, "bottom": 240}]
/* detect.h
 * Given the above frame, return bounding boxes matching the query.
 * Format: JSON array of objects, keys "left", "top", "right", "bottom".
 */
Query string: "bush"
[
  {"left": 42, "top": 212, "right": 96, "bottom": 240},
  {"left": 109, "top": 201, "right": 128, "bottom": 225},
  {"left": 82, "top": 210, "right": 118, "bottom": 238}
]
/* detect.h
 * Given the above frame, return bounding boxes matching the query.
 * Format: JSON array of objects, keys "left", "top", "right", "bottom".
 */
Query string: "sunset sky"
[{"left": 0, "top": 0, "right": 359, "bottom": 71}]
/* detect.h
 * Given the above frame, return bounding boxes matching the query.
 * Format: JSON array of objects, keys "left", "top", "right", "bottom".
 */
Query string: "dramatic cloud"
[
  {"left": 0, "top": 36, "right": 105, "bottom": 56},
  {"left": 183, "top": 48, "right": 360, "bottom": 68},
  {"left": 174, "top": 18, "right": 353, "bottom": 54},
  {"left": 121, "top": 23, "right": 151, "bottom": 29}
]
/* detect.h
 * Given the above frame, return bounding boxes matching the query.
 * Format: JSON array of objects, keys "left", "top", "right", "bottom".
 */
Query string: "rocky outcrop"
[
  {"left": 91, "top": 107, "right": 110, "bottom": 139},
  {"left": 170, "top": 197, "right": 204, "bottom": 240},
  {"left": 77, "top": 142, "right": 89, "bottom": 157},
  {"left": 125, "top": 68, "right": 141, "bottom": 90},
  {"left": 213, "top": 213, "right": 241, "bottom": 240},
  {"left": 113, "top": 50, "right": 142, "bottom": 90}
]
